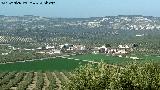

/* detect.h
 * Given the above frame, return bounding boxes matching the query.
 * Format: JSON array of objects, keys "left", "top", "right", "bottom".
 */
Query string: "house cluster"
[
  {"left": 35, "top": 43, "right": 132, "bottom": 56},
  {"left": 36, "top": 44, "right": 86, "bottom": 54},
  {"left": 4, "top": 43, "right": 132, "bottom": 57},
  {"left": 61, "top": 44, "right": 86, "bottom": 52},
  {"left": 92, "top": 45, "right": 131, "bottom": 55},
  {"left": 36, "top": 45, "right": 61, "bottom": 54}
]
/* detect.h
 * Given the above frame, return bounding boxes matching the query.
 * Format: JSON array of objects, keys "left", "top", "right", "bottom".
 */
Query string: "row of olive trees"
[{"left": 65, "top": 62, "right": 160, "bottom": 90}]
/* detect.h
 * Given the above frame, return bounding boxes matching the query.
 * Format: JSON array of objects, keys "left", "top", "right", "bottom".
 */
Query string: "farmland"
[
  {"left": 0, "top": 54, "right": 140, "bottom": 72},
  {"left": 0, "top": 71, "right": 71, "bottom": 90},
  {"left": 0, "top": 56, "right": 160, "bottom": 90},
  {"left": 70, "top": 54, "right": 160, "bottom": 64},
  {"left": 0, "top": 54, "right": 160, "bottom": 89},
  {"left": 0, "top": 57, "right": 88, "bottom": 72},
  {"left": 0, "top": 54, "right": 160, "bottom": 72},
  {"left": 0, "top": 54, "right": 133, "bottom": 72},
  {"left": 70, "top": 54, "right": 133, "bottom": 64}
]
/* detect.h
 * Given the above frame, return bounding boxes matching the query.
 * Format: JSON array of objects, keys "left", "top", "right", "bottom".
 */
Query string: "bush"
[{"left": 65, "top": 62, "right": 160, "bottom": 90}]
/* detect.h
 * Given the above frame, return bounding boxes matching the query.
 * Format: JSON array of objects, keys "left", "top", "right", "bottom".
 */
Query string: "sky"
[{"left": 0, "top": 0, "right": 159, "bottom": 18}]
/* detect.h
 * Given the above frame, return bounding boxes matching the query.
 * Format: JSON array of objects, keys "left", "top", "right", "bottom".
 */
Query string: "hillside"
[{"left": 0, "top": 15, "right": 160, "bottom": 47}]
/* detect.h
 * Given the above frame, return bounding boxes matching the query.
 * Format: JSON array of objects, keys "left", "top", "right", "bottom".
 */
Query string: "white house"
[
  {"left": 46, "top": 45, "right": 55, "bottom": 50},
  {"left": 54, "top": 50, "right": 61, "bottom": 54},
  {"left": 2, "top": 53, "right": 9, "bottom": 55}
]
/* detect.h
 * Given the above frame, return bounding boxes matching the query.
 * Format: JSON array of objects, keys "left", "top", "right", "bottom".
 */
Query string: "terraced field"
[{"left": 0, "top": 71, "right": 70, "bottom": 90}]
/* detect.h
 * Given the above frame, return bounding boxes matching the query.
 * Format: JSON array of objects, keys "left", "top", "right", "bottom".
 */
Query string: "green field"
[
  {"left": 0, "top": 54, "right": 130, "bottom": 72},
  {"left": 137, "top": 55, "right": 160, "bottom": 63},
  {"left": 70, "top": 54, "right": 160, "bottom": 64},
  {"left": 0, "top": 57, "right": 87, "bottom": 72},
  {"left": 70, "top": 54, "right": 133, "bottom": 64},
  {"left": 0, "top": 54, "right": 160, "bottom": 72}
]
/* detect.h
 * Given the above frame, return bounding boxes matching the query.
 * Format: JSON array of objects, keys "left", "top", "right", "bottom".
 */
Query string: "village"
[
  {"left": 37, "top": 43, "right": 135, "bottom": 55},
  {"left": 1, "top": 43, "right": 139, "bottom": 63},
  {"left": 3, "top": 44, "right": 131, "bottom": 55},
  {"left": 31, "top": 44, "right": 132, "bottom": 55}
]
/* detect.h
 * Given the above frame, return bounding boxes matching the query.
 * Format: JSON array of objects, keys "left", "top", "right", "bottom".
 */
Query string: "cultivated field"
[
  {"left": 70, "top": 54, "right": 160, "bottom": 64},
  {"left": 0, "top": 54, "right": 160, "bottom": 72},
  {"left": 0, "top": 71, "right": 71, "bottom": 90},
  {"left": 70, "top": 54, "right": 132, "bottom": 64},
  {"left": 0, "top": 54, "right": 160, "bottom": 89},
  {"left": 0, "top": 57, "right": 87, "bottom": 72}
]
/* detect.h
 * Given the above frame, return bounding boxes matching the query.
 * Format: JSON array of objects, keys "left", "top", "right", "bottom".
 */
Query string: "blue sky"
[{"left": 0, "top": 0, "right": 159, "bottom": 17}]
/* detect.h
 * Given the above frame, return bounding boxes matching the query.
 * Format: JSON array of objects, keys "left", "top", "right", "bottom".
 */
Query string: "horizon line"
[{"left": 0, "top": 14, "right": 159, "bottom": 18}]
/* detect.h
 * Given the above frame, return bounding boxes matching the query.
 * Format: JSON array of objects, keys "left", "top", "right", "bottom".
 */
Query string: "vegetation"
[
  {"left": 1, "top": 72, "right": 25, "bottom": 89},
  {"left": 0, "top": 71, "right": 71, "bottom": 90},
  {"left": 0, "top": 61, "right": 160, "bottom": 89},
  {"left": 67, "top": 62, "right": 160, "bottom": 90},
  {"left": 35, "top": 72, "right": 44, "bottom": 90},
  {"left": 17, "top": 72, "right": 34, "bottom": 90},
  {"left": 0, "top": 72, "right": 17, "bottom": 87},
  {"left": 46, "top": 72, "right": 57, "bottom": 89},
  {"left": 0, "top": 45, "right": 55, "bottom": 63},
  {"left": 0, "top": 15, "right": 160, "bottom": 89}
]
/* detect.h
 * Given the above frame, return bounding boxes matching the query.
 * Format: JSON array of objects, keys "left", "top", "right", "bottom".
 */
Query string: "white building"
[
  {"left": 46, "top": 45, "right": 55, "bottom": 50},
  {"left": 2, "top": 53, "right": 8, "bottom": 55},
  {"left": 54, "top": 50, "right": 61, "bottom": 54}
]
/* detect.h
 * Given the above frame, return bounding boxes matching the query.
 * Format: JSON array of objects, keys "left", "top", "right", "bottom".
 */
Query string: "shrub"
[{"left": 65, "top": 62, "right": 160, "bottom": 90}]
